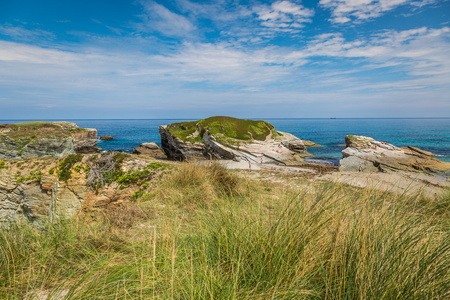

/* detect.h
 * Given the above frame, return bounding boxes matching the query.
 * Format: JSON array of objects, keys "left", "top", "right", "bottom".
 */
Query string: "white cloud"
[
  {"left": 1, "top": 21, "right": 449, "bottom": 118},
  {"left": 137, "top": 0, "right": 195, "bottom": 37},
  {"left": 0, "top": 41, "right": 79, "bottom": 64},
  {"left": 294, "top": 26, "right": 450, "bottom": 91},
  {"left": 319, "top": 0, "right": 437, "bottom": 23},
  {"left": 255, "top": 1, "right": 314, "bottom": 32},
  {"left": 0, "top": 24, "right": 55, "bottom": 41}
]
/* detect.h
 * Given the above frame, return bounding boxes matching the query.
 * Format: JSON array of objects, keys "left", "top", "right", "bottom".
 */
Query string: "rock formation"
[
  {"left": 0, "top": 121, "right": 98, "bottom": 159},
  {"left": 339, "top": 135, "right": 450, "bottom": 174},
  {"left": 159, "top": 116, "right": 314, "bottom": 166},
  {"left": 0, "top": 154, "right": 168, "bottom": 225},
  {"left": 132, "top": 142, "right": 166, "bottom": 158},
  {"left": 100, "top": 135, "right": 114, "bottom": 140},
  {"left": 302, "top": 140, "right": 321, "bottom": 147}
]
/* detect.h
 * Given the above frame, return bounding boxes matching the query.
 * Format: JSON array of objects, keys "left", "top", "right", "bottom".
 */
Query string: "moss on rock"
[{"left": 167, "top": 116, "right": 274, "bottom": 144}]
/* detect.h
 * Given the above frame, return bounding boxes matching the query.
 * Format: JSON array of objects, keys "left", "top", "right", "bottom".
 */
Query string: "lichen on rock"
[
  {"left": 339, "top": 135, "right": 450, "bottom": 174},
  {"left": 0, "top": 121, "right": 98, "bottom": 159}
]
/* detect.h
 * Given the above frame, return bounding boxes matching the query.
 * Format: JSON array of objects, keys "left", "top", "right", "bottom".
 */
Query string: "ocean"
[{"left": 1, "top": 118, "right": 449, "bottom": 164}]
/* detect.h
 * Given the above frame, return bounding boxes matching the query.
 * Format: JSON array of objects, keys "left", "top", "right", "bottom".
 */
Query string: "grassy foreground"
[{"left": 1, "top": 163, "right": 449, "bottom": 299}]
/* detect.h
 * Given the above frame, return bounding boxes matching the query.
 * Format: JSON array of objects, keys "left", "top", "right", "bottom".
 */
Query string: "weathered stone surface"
[
  {"left": 100, "top": 135, "right": 114, "bottom": 141},
  {"left": 0, "top": 122, "right": 98, "bottom": 159},
  {"left": 302, "top": 140, "right": 321, "bottom": 147},
  {"left": 0, "top": 154, "right": 163, "bottom": 225},
  {"left": 282, "top": 138, "right": 306, "bottom": 152},
  {"left": 160, "top": 125, "right": 206, "bottom": 160},
  {"left": 159, "top": 117, "right": 315, "bottom": 166},
  {"left": 339, "top": 135, "right": 450, "bottom": 174},
  {"left": 132, "top": 142, "right": 167, "bottom": 158}
]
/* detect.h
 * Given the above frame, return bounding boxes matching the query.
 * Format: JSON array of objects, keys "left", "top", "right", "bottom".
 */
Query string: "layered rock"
[
  {"left": 339, "top": 135, "right": 450, "bottom": 174},
  {"left": 0, "top": 121, "right": 98, "bottom": 159},
  {"left": 132, "top": 142, "right": 167, "bottom": 158},
  {"left": 0, "top": 154, "right": 167, "bottom": 225},
  {"left": 100, "top": 135, "right": 114, "bottom": 141},
  {"left": 160, "top": 116, "right": 314, "bottom": 166}
]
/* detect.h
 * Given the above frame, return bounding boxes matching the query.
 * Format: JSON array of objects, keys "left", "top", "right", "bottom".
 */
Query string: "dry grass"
[{"left": 0, "top": 163, "right": 449, "bottom": 299}]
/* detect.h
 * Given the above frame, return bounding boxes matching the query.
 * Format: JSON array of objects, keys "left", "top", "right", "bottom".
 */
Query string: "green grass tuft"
[{"left": 57, "top": 154, "right": 83, "bottom": 182}]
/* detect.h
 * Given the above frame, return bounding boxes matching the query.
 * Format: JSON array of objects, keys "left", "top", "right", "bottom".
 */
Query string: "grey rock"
[
  {"left": 132, "top": 142, "right": 166, "bottom": 158},
  {"left": 339, "top": 135, "right": 450, "bottom": 174},
  {"left": 159, "top": 124, "right": 313, "bottom": 166},
  {"left": 159, "top": 125, "right": 206, "bottom": 160},
  {"left": 0, "top": 122, "right": 97, "bottom": 159}
]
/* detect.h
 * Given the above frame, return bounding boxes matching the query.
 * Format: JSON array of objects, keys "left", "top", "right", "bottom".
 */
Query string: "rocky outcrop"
[
  {"left": 339, "top": 135, "right": 450, "bottom": 174},
  {"left": 302, "top": 140, "right": 321, "bottom": 147},
  {"left": 0, "top": 165, "right": 90, "bottom": 224},
  {"left": 0, "top": 154, "right": 168, "bottom": 225},
  {"left": 159, "top": 117, "right": 315, "bottom": 166},
  {"left": 100, "top": 135, "right": 114, "bottom": 141},
  {"left": 0, "top": 121, "right": 98, "bottom": 159},
  {"left": 132, "top": 142, "right": 166, "bottom": 158},
  {"left": 159, "top": 125, "right": 206, "bottom": 160}
]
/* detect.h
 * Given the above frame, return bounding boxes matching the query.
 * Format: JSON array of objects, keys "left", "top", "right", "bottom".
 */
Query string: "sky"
[{"left": 0, "top": 0, "right": 449, "bottom": 119}]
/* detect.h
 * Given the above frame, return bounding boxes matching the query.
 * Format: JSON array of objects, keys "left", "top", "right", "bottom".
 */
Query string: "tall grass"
[{"left": 0, "top": 163, "right": 449, "bottom": 299}]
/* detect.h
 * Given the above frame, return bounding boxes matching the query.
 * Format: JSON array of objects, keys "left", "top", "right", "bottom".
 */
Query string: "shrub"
[{"left": 57, "top": 154, "right": 83, "bottom": 182}]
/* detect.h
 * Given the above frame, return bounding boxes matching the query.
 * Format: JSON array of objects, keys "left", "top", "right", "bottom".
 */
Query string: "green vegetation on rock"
[
  {"left": 0, "top": 121, "right": 70, "bottom": 140},
  {"left": 57, "top": 154, "right": 83, "bottom": 182},
  {"left": 86, "top": 153, "right": 169, "bottom": 193},
  {"left": 167, "top": 116, "right": 275, "bottom": 144},
  {"left": 14, "top": 169, "right": 42, "bottom": 183},
  {"left": 13, "top": 121, "right": 56, "bottom": 128}
]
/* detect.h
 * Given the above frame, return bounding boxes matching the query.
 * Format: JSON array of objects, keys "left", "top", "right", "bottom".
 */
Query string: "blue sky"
[{"left": 0, "top": 0, "right": 449, "bottom": 119}]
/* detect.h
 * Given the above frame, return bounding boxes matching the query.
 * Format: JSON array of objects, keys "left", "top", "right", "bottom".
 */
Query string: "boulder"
[
  {"left": 100, "top": 135, "right": 114, "bottom": 141},
  {"left": 159, "top": 116, "right": 316, "bottom": 166},
  {"left": 0, "top": 121, "right": 98, "bottom": 159},
  {"left": 132, "top": 142, "right": 166, "bottom": 158},
  {"left": 339, "top": 135, "right": 450, "bottom": 174},
  {"left": 302, "top": 140, "right": 321, "bottom": 147}
]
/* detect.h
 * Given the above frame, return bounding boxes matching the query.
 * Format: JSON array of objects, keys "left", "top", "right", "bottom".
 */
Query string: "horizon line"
[{"left": 1, "top": 117, "right": 450, "bottom": 121}]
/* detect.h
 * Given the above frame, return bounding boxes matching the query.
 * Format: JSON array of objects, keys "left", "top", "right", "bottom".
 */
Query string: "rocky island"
[
  {"left": 0, "top": 121, "right": 98, "bottom": 159},
  {"left": 160, "top": 116, "right": 313, "bottom": 166}
]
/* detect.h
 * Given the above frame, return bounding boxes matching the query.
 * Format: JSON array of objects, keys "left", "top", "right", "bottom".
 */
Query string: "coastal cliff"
[
  {"left": 0, "top": 121, "right": 98, "bottom": 159},
  {"left": 339, "top": 135, "right": 450, "bottom": 174},
  {"left": 159, "top": 116, "right": 313, "bottom": 166},
  {"left": 0, "top": 153, "right": 169, "bottom": 225}
]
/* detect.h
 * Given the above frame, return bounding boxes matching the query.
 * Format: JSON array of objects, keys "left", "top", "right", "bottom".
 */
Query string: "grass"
[
  {"left": 0, "top": 122, "right": 69, "bottom": 141},
  {"left": 57, "top": 154, "right": 83, "bottom": 182},
  {"left": 0, "top": 163, "right": 449, "bottom": 299},
  {"left": 167, "top": 116, "right": 275, "bottom": 144},
  {"left": 13, "top": 122, "right": 56, "bottom": 128}
]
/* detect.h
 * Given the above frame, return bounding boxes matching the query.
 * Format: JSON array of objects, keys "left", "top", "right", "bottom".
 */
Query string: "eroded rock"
[
  {"left": 159, "top": 116, "right": 316, "bottom": 166},
  {"left": 100, "top": 135, "right": 114, "bottom": 141},
  {"left": 339, "top": 135, "right": 450, "bottom": 174},
  {"left": 0, "top": 121, "right": 98, "bottom": 159},
  {"left": 0, "top": 154, "right": 169, "bottom": 225},
  {"left": 132, "top": 142, "right": 166, "bottom": 158}
]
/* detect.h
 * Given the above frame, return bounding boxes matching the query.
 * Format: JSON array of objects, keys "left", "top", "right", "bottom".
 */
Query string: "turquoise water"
[{"left": 1, "top": 118, "right": 449, "bottom": 163}]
